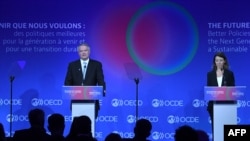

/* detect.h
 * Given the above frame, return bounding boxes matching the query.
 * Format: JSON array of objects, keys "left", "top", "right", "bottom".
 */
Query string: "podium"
[
  {"left": 62, "top": 86, "right": 103, "bottom": 137},
  {"left": 204, "top": 86, "right": 246, "bottom": 141}
]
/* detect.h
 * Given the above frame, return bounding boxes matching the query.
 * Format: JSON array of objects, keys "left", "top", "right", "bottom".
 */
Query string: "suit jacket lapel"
[{"left": 77, "top": 60, "right": 84, "bottom": 80}]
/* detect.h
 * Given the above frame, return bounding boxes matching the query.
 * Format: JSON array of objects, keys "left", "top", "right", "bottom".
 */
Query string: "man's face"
[{"left": 78, "top": 45, "right": 90, "bottom": 60}]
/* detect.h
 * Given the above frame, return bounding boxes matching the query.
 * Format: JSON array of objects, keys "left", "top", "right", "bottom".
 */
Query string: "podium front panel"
[
  {"left": 213, "top": 103, "right": 237, "bottom": 141},
  {"left": 204, "top": 86, "right": 246, "bottom": 101},
  {"left": 62, "top": 86, "right": 103, "bottom": 100}
]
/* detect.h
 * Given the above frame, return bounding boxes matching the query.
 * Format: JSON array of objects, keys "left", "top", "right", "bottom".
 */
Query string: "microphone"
[
  {"left": 134, "top": 78, "right": 139, "bottom": 84},
  {"left": 10, "top": 76, "right": 15, "bottom": 82}
]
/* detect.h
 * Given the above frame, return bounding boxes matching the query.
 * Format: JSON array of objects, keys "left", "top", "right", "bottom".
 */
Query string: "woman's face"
[{"left": 215, "top": 56, "right": 225, "bottom": 70}]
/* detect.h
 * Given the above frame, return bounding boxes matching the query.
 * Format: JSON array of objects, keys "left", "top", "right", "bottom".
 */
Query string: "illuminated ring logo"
[
  {"left": 127, "top": 115, "right": 136, "bottom": 123},
  {"left": 192, "top": 99, "right": 200, "bottom": 108},
  {"left": 126, "top": 1, "right": 199, "bottom": 75},
  {"left": 237, "top": 100, "right": 241, "bottom": 107},
  {"left": 31, "top": 98, "right": 41, "bottom": 106},
  {"left": 111, "top": 99, "right": 120, "bottom": 107},
  {"left": 152, "top": 99, "right": 160, "bottom": 107},
  {"left": 6, "top": 114, "right": 12, "bottom": 122},
  {"left": 167, "top": 115, "right": 176, "bottom": 124},
  {"left": 6, "top": 114, "right": 17, "bottom": 122},
  {"left": 152, "top": 132, "right": 160, "bottom": 140}
]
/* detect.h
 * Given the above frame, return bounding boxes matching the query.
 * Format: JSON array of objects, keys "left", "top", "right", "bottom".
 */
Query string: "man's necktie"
[{"left": 82, "top": 62, "right": 87, "bottom": 80}]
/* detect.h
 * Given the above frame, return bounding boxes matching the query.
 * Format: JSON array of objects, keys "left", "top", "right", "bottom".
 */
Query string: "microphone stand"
[
  {"left": 134, "top": 78, "right": 139, "bottom": 121},
  {"left": 9, "top": 76, "right": 15, "bottom": 137}
]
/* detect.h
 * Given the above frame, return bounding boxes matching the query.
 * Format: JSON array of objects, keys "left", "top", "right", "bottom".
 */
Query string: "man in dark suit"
[
  {"left": 64, "top": 43, "right": 106, "bottom": 118},
  {"left": 64, "top": 43, "right": 106, "bottom": 93},
  {"left": 12, "top": 108, "right": 50, "bottom": 141}
]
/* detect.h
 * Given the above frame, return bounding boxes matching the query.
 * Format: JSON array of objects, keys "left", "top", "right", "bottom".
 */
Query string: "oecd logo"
[
  {"left": 6, "top": 114, "right": 28, "bottom": 122},
  {"left": 31, "top": 98, "right": 43, "bottom": 106},
  {"left": 0, "top": 99, "right": 22, "bottom": 106},
  {"left": 152, "top": 99, "right": 183, "bottom": 107},
  {"left": 152, "top": 132, "right": 174, "bottom": 140},
  {"left": 113, "top": 131, "right": 134, "bottom": 138},
  {"left": 152, "top": 132, "right": 161, "bottom": 140},
  {"left": 237, "top": 100, "right": 250, "bottom": 108},
  {"left": 192, "top": 99, "right": 207, "bottom": 108},
  {"left": 31, "top": 98, "right": 63, "bottom": 106},
  {"left": 152, "top": 99, "right": 160, "bottom": 107},
  {"left": 127, "top": 115, "right": 136, "bottom": 123},
  {"left": 96, "top": 116, "right": 118, "bottom": 122},
  {"left": 111, "top": 99, "right": 143, "bottom": 107},
  {"left": 126, "top": 115, "right": 158, "bottom": 123},
  {"left": 167, "top": 115, "right": 199, "bottom": 124},
  {"left": 6, "top": 114, "right": 14, "bottom": 122},
  {"left": 111, "top": 99, "right": 120, "bottom": 107},
  {"left": 167, "top": 115, "right": 176, "bottom": 124}
]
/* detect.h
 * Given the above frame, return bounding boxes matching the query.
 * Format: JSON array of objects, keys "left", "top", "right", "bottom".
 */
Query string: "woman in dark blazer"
[{"left": 206, "top": 52, "right": 235, "bottom": 139}]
